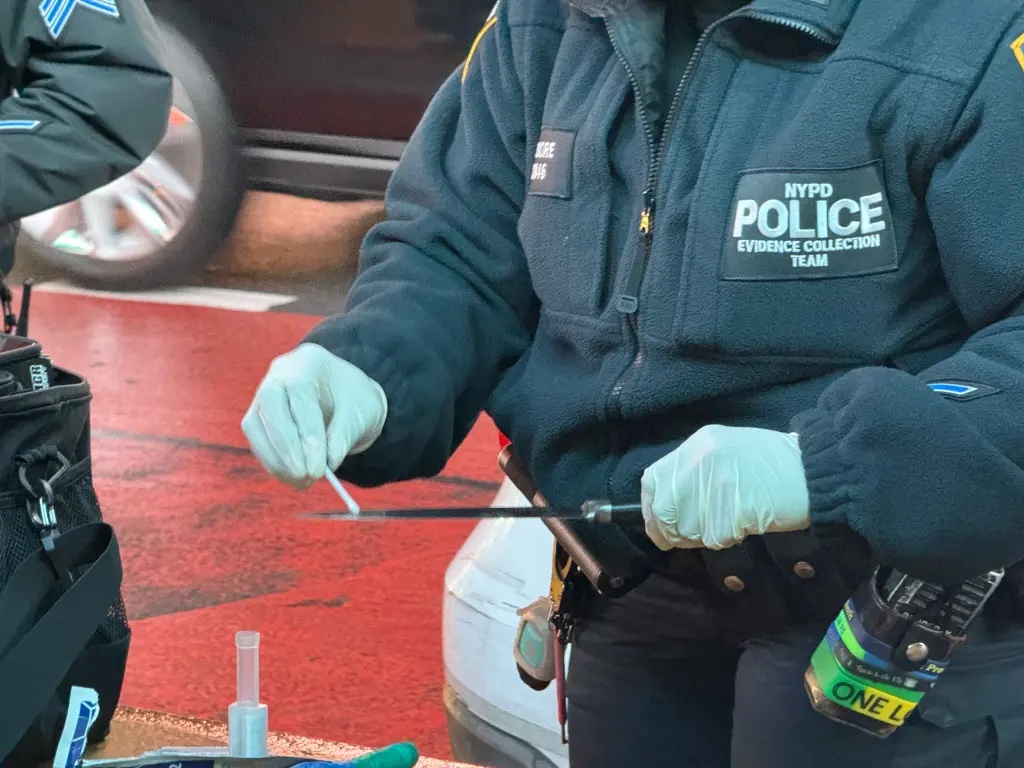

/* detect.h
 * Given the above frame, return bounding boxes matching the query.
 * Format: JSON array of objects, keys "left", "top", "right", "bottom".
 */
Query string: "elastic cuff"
[
  {"left": 347, "top": 372, "right": 390, "bottom": 456},
  {"left": 791, "top": 406, "right": 859, "bottom": 529}
]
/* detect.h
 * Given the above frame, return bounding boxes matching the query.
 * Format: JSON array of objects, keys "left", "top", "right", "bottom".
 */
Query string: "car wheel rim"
[{"left": 20, "top": 79, "right": 202, "bottom": 264}]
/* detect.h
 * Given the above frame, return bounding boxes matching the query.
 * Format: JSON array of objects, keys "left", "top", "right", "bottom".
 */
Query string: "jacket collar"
[{"left": 569, "top": 0, "right": 858, "bottom": 43}]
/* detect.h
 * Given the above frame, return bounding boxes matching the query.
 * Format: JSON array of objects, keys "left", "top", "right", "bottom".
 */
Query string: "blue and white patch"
[
  {"left": 39, "top": 0, "right": 120, "bottom": 41},
  {"left": 927, "top": 381, "right": 1001, "bottom": 402},
  {"left": 53, "top": 686, "right": 100, "bottom": 768},
  {"left": 0, "top": 119, "right": 40, "bottom": 132}
]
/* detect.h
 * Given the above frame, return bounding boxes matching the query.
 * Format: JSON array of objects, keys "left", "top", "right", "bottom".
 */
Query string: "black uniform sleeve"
[
  {"left": 0, "top": 0, "right": 172, "bottom": 221},
  {"left": 302, "top": 2, "right": 540, "bottom": 486},
  {"left": 793, "top": 17, "right": 1024, "bottom": 584}
]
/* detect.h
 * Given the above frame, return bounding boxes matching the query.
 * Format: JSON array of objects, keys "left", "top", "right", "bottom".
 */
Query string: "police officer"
[
  {"left": 243, "top": 0, "right": 1024, "bottom": 765},
  {"left": 0, "top": 0, "right": 173, "bottom": 280}
]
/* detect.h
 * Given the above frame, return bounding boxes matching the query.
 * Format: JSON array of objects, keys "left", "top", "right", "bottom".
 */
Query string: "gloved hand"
[
  {"left": 641, "top": 425, "right": 811, "bottom": 551},
  {"left": 241, "top": 343, "right": 388, "bottom": 489}
]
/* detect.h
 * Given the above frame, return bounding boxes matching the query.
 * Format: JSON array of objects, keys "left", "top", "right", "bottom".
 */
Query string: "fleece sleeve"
[
  {"left": 0, "top": 0, "right": 172, "bottom": 222},
  {"left": 792, "top": 18, "right": 1024, "bottom": 585},
  {"left": 302, "top": 3, "right": 539, "bottom": 486}
]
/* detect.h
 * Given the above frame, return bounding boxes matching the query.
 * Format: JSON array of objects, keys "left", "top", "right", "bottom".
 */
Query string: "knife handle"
[
  {"left": 498, "top": 444, "right": 548, "bottom": 507},
  {"left": 498, "top": 444, "right": 617, "bottom": 591}
]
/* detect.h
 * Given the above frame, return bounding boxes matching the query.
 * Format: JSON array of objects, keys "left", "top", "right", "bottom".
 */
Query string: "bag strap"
[{"left": 0, "top": 522, "right": 122, "bottom": 762}]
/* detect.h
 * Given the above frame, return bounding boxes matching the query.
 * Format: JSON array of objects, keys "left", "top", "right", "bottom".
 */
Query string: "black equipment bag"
[{"left": 0, "top": 333, "right": 130, "bottom": 766}]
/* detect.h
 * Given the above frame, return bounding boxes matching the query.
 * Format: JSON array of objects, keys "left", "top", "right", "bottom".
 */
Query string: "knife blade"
[{"left": 297, "top": 500, "right": 644, "bottom": 525}]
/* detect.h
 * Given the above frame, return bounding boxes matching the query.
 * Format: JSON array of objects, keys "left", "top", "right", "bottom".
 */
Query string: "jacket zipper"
[
  {"left": 601, "top": 8, "right": 836, "bottom": 420},
  {"left": 602, "top": 10, "right": 835, "bottom": 421},
  {"left": 604, "top": 19, "right": 717, "bottom": 419},
  {"left": 613, "top": 23, "right": 709, "bottom": 315},
  {"left": 742, "top": 11, "right": 837, "bottom": 45},
  {"left": 613, "top": 10, "right": 835, "bottom": 315}
]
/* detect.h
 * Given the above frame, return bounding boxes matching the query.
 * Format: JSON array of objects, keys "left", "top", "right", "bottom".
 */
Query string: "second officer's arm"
[
  {"left": 300, "top": 3, "right": 552, "bottom": 485},
  {"left": 794, "top": 16, "right": 1024, "bottom": 585},
  {"left": 0, "top": 0, "right": 172, "bottom": 221}
]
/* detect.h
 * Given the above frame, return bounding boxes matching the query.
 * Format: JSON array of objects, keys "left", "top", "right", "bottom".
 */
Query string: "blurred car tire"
[{"left": 19, "top": 1, "right": 244, "bottom": 291}]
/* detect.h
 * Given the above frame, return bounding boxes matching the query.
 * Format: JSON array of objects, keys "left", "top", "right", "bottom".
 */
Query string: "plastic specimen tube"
[
  {"left": 228, "top": 630, "right": 268, "bottom": 757},
  {"left": 236, "top": 630, "right": 260, "bottom": 703}
]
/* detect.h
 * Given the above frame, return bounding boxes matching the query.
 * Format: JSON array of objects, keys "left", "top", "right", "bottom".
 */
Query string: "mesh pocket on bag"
[
  {"left": 0, "top": 456, "right": 130, "bottom": 765},
  {"left": 0, "top": 458, "right": 129, "bottom": 644}
]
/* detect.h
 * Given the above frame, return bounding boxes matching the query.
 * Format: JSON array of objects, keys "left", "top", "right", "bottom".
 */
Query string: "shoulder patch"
[
  {"left": 39, "top": 0, "right": 120, "bottom": 41},
  {"left": 0, "top": 119, "right": 41, "bottom": 133},
  {"left": 926, "top": 381, "right": 1001, "bottom": 402},
  {"left": 1011, "top": 31, "right": 1024, "bottom": 72}
]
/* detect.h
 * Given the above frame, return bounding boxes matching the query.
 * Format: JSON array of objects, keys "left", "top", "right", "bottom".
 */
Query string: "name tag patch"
[
  {"left": 722, "top": 160, "right": 898, "bottom": 280},
  {"left": 528, "top": 128, "right": 575, "bottom": 199}
]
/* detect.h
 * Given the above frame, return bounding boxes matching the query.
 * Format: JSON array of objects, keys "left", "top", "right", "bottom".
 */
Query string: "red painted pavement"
[{"left": 25, "top": 291, "right": 502, "bottom": 759}]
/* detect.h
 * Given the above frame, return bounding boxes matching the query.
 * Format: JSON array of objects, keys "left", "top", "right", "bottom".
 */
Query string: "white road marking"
[{"left": 31, "top": 281, "right": 297, "bottom": 312}]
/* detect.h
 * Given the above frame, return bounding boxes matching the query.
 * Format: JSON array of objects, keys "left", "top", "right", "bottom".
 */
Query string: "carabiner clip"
[
  {"left": 17, "top": 455, "right": 74, "bottom": 588},
  {"left": 27, "top": 478, "right": 57, "bottom": 530},
  {"left": 17, "top": 449, "right": 71, "bottom": 498}
]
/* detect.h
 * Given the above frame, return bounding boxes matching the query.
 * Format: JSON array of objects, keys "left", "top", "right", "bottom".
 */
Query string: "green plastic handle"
[{"left": 348, "top": 742, "right": 419, "bottom": 768}]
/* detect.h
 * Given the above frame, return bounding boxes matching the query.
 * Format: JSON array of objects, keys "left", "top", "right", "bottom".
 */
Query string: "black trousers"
[{"left": 566, "top": 575, "right": 1024, "bottom": 768}]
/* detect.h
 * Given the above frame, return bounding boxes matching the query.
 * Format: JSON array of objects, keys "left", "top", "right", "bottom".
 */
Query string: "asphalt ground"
[{"left": 7, "top": 192, "right": 506, "bottom": 760}]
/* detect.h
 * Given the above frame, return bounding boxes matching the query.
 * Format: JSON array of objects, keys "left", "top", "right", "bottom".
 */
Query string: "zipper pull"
[
  {"left": 639, "top": 189, "right": 655, "bottom": 241},
  {"left": 616, "top": 189, "right": 655, "bottom": 314}
]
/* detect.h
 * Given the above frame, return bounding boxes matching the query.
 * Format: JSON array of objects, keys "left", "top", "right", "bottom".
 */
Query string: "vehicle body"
[
  {"left": 443, "top": 476, "right": 570, "bottom": 768},
  {"left": 19, "top": 0, "right": 495, "bottom": 289}
]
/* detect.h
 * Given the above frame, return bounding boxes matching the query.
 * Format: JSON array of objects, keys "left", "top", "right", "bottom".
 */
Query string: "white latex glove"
[
  {"left": 641, "top": 425, "right": 811, "bottom": 552},
  {"left": 241, "top": 343, "right": 388, "bottom": 489}
]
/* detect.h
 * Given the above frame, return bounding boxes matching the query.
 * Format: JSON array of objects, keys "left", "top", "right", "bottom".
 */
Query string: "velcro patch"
[
  {"left": 722, "top": 160, "right": 898, "bottom": 280},
  {"left": 926, "top": 381, "right": 1001, "bottom": 402},
  {"left": 528, "top": 128, "right": 575, "bottom": 199}
]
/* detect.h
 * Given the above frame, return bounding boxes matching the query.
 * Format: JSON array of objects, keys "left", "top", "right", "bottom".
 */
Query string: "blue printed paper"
[{"left": 53, "top": 686, "right": 100, "bottom": 768}]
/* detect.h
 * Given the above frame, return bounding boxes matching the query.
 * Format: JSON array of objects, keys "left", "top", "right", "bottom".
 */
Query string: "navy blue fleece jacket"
[{"left": 305, "top": 0, "right": 1024, "bottom": 585}]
